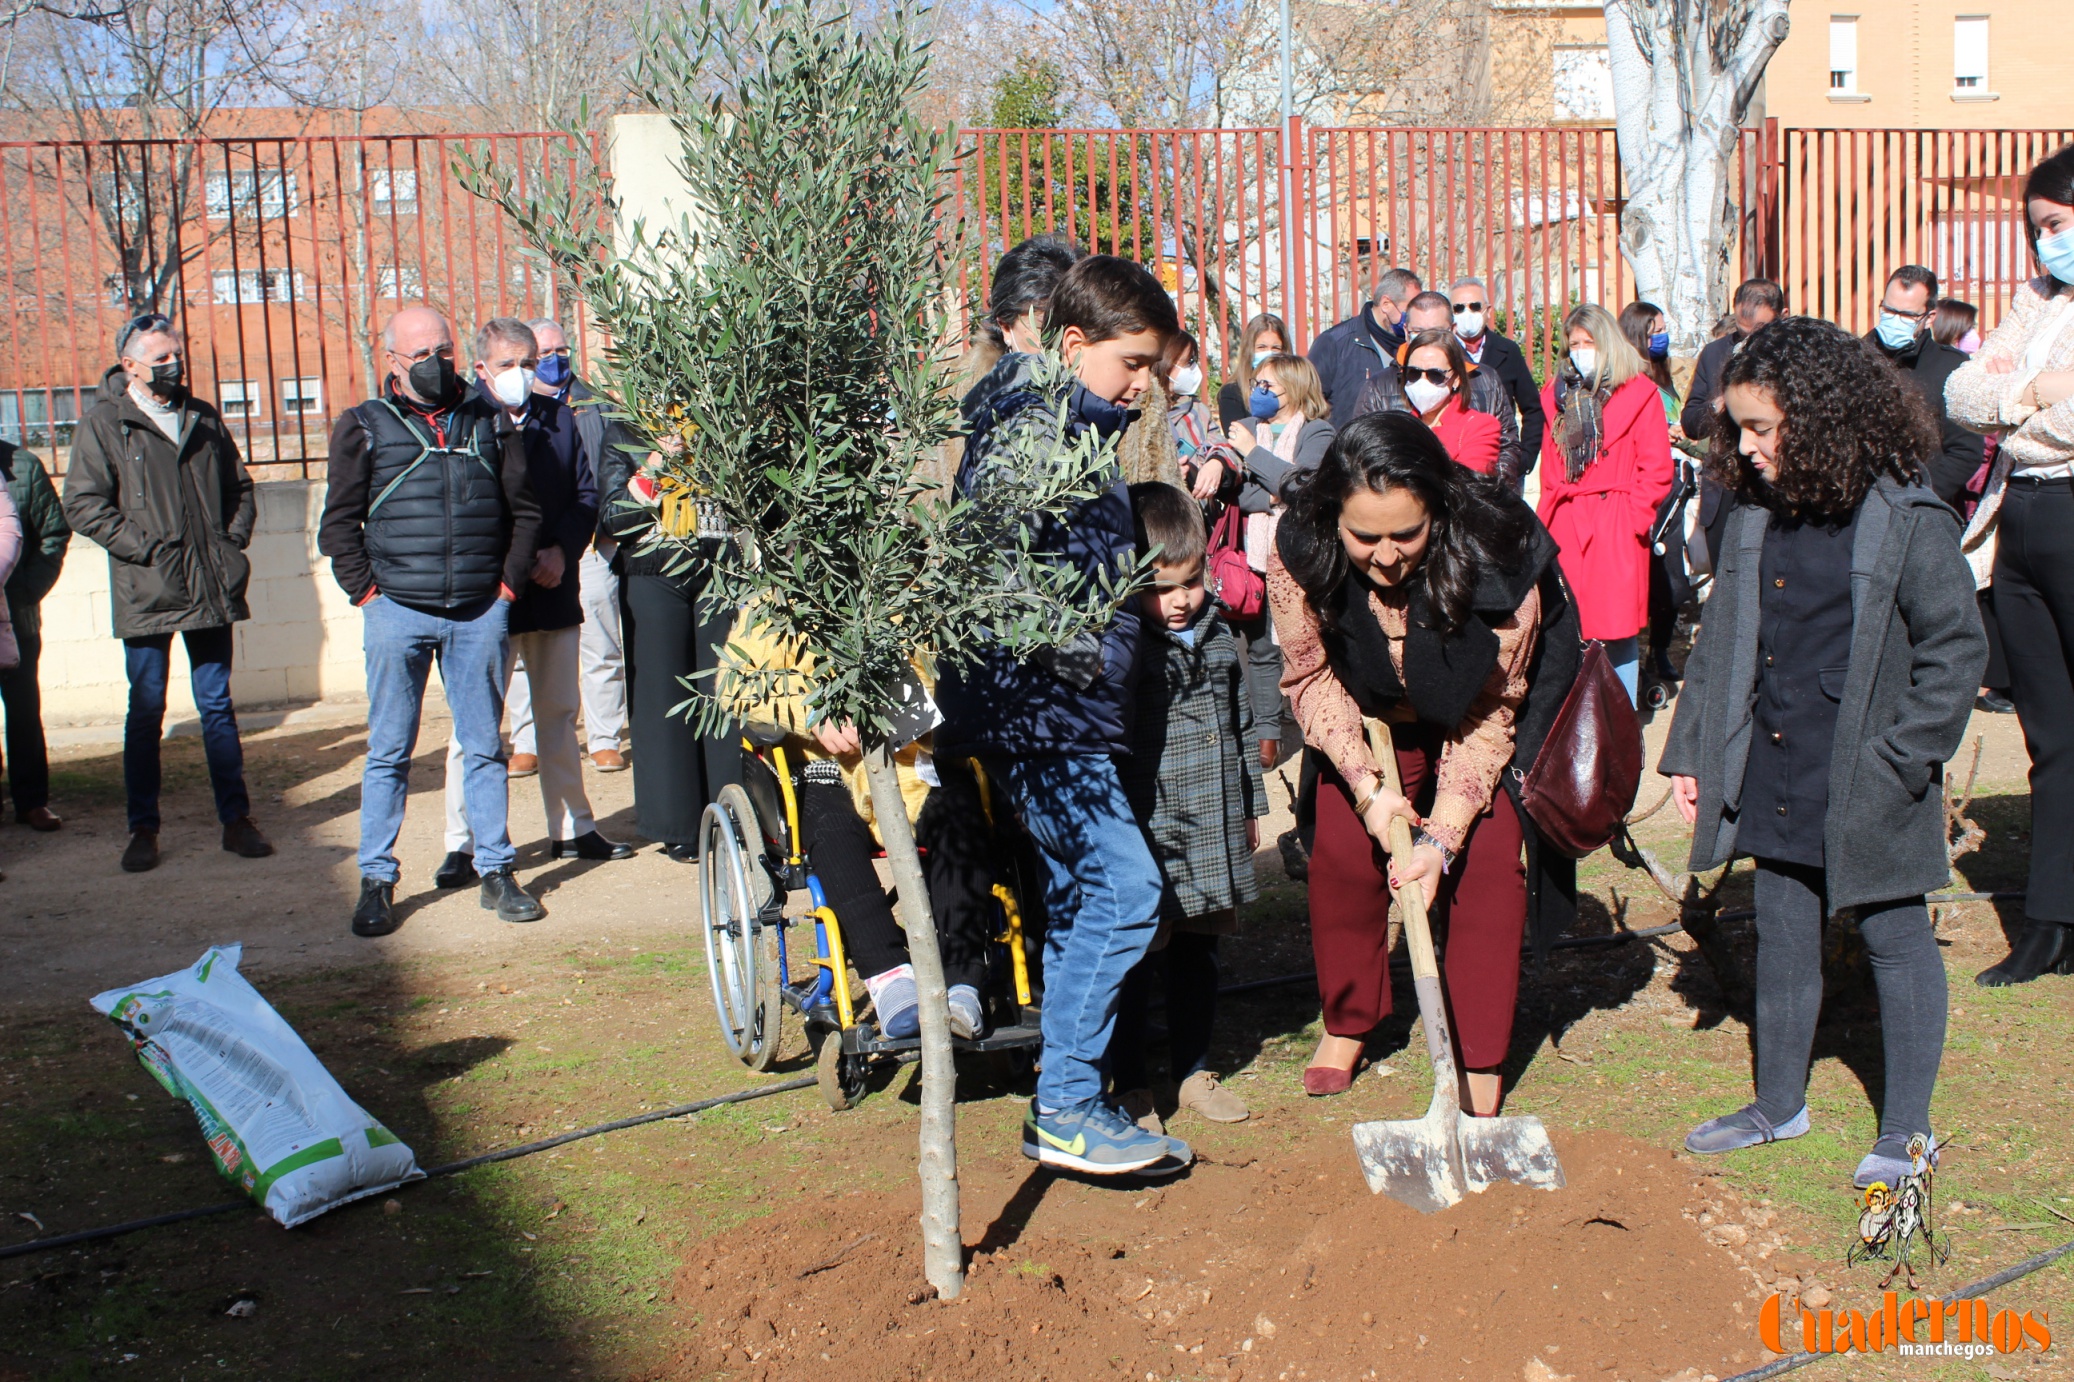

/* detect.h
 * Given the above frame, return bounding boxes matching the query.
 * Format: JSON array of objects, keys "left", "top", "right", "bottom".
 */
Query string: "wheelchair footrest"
[{"left": 842, "top": 1017, "right": 1043, "bottom": 1058}]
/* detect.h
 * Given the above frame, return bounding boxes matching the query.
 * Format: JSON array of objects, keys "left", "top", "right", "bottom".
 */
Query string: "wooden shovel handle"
[{"left": 1364, "top": 718, "right": 1441, "bottom": 983}]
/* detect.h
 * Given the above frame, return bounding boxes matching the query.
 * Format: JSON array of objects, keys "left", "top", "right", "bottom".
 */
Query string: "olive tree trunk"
[
  {"left": 1604, "top": 0, "right": 1790, "bottom": 355},
  {"left": 861, "top": 746, "right": 963, "bottom": 1299}
]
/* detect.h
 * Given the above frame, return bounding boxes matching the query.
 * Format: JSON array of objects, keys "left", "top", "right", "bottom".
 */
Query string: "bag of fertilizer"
[{"left": 91, "top": 944, "right": 423, "bottom": 1227}]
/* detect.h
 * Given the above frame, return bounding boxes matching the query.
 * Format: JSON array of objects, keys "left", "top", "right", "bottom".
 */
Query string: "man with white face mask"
[
  {"left": 320, "top": 306, "right": 545, "bottom": 936},
  {"left": 437, "top": 318, "right": 630, "bottom": 893},
  {"left": 1449, "top": 276, "right": 1546, "bottom": 484}
]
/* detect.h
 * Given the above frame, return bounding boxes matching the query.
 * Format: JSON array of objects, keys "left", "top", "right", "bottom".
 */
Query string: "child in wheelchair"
[{"left": 719, "top": 614, "right": 1029, "bottom": 1042}]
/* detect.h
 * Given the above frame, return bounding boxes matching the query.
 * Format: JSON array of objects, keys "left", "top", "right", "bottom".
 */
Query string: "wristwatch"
[{"left": 1413, "top": 830, "right": 1458, "bottom": 876}]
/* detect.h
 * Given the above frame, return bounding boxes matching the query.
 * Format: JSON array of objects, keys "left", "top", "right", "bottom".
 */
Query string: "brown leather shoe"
[
  {"left": 590, "top": 748, "right": 627, "bottom": 772},
  {"left": 121, "top": 830, "right": 160, "bottom": 873},
  {"left": 222, "top": 816, "right": 275, "bottom": 858},
  {"left": 508, "top": 752, "right": 539, "bottom": 777},
  {"left": 20, "top": 806, "right": 61, "bottom": 832}
]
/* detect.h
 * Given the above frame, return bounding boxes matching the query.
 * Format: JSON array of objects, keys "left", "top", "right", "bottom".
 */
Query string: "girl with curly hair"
[
  {"left": 1660, "top": 315, "right": 1985, "bottom": 1190},
  {"left": 1268, "top": 412, "right": 1582, "bottom": 1104}
]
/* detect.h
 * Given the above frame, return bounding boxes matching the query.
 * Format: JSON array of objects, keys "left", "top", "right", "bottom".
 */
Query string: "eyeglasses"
[
  {"left": 116, "top": 311, "right": 175, "bottom": 357},
  {"left": 1879, "top": 303, "right": 1932, "bottom": 322},
  {"left": 1402, "top": 366, "right": 1453, "bottom": 387},
  {"left": 388, "top": 342, "right": 456, "bottom": 363},
  {"left": 539, "top": 346, "right": 573, "bottom": 358},
  {"left": 1451, "top": 301, "right": 1485, "bottom": 315}
]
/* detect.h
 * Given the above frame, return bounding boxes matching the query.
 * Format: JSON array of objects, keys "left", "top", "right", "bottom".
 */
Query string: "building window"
[
  {"left": 211, "top": 268, "right": 303, "bottom": 305},
  {"left": 204, "top": 169, "right": 299, "bottom": 221},
  {"left": 218, "top": 380, "right": 261, "bottom": 418},
  {"left": 1551, "top": 46, "right": 1614, "bottom": 122},
  {"left": 1953, "top": 16, "right": 1991, "bottom": 95},
  {"left": 1828, "top": 16, "right": 1858, "bottom": 94},
  {"left": 370, "top": 168, "right": 418, "bottom": 212},
  {"left": 282, "top": 377, "right": 323, "bottom": 415},
  {"left": 0, "top": 386, "right": 90, "bottom": 444},
  {"left": 376, "top": 265, "right": 423, "bottom": 298}
]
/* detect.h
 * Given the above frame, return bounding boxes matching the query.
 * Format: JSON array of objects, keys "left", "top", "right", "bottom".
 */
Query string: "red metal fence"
[
  {"left": 0, "top": 132, "right": 590, "bottom": 477},
  {"left": 3, "top": 120, "right": 2068, "bottom": 477}
]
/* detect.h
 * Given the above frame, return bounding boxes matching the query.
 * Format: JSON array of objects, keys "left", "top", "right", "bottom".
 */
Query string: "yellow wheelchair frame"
[{"left": 698, "top": 737, "right": 1042, "bottom": 1111}]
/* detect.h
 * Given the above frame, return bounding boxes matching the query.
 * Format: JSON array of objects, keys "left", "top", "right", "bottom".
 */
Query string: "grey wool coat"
[
  {"left": 1122, "top": 606, "right": 1269, "bottom": 927},
  {"left": 1659, "top": 478, "right": 1986, "bottom": 909}
]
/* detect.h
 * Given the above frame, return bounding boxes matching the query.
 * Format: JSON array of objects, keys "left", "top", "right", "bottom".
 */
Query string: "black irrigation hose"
[
  {"left": 0, "top": 1075, "right": 817, "bottom": 1263},
  {"left": 0, "top": 893, "right": 2023, "bottom": 1265},
  {"left": 1717, "top": 1238, "right": 2074, "bottom": 1382}
]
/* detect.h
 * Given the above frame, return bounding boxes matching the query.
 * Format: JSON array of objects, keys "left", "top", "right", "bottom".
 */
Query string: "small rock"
[
  {"left": 383, "top": 1199, "right": 403, "bottom": 1216},
  {"left": 1708, "top": 1223, "right": 1750, "bottom": 1248},
  {"left": 224, "top": 1298, "right": 258, "bottom": 1318},
  {"left": 1254, "top": 1315, "right": 1277, "bottom": 1338},
  {"left": 1523, "top": 1359, "right": 1573, "bottom": 1382},
  {"left": 1801, "top": 1284, "right": 1832, "bottom": 1309}
]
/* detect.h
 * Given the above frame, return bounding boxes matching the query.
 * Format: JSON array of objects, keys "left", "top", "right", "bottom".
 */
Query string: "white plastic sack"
[{"left": 91, "top": 944, "right": 422, "bottom": 1227}]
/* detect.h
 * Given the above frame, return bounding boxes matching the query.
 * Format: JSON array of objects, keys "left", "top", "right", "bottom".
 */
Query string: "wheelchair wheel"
[
  {"left": 701, "top": 784, "right": 783, "bottom": 1072},
  {"left": 816, "top": 1033, "right": 869, "bottom": 1111}
]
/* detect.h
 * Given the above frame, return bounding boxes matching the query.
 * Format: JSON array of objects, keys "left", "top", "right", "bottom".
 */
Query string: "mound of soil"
[{"left": 669, "top": 1130, "right": 1797, "bottom": 1382}]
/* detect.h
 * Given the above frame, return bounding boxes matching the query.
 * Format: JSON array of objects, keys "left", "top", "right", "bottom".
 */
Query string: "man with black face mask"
[
  {"left": 319, "top": 304, "right": 544, "bottom": 937},
  {"left": 62, "top": 312, "right": 270, "bottom": 875}
]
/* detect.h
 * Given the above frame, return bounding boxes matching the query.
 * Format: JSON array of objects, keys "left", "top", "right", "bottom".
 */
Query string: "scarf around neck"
[{"left": 1556, "top": 364, "right": 1611, "bottom": 482}]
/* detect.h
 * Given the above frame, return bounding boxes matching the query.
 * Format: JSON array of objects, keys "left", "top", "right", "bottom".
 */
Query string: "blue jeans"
[
  {"left": 123, "top": 625, "right": 249, "bottom": 833},
  {"left": 1605, "top": 635, "right": 1641, "bottom": 705},
  {"left": 990, "top": 752, "right": 1163, "bottom": 1110},
  {"left": 359, "top": 595, "right": 513, "bottom": 883}
]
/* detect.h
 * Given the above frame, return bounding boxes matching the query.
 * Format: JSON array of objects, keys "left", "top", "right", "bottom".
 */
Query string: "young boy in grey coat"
[
  {"left": 1111, "top": 482, "right": 1268, "bottom": 1131},
  {"left": 1660, "top": 317, "right": 1986, "bottom": 1192}
]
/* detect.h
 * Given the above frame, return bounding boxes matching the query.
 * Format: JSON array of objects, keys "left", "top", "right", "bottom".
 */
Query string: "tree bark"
[
  {"left": 1604, "top": 0, "right": 1790, "bottom": 356},
  {"left": 862, "top": 746, "right": 963, "bottom": 1300}
]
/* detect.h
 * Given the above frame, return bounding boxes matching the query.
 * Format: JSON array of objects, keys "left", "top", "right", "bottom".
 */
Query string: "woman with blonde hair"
[
  {"left": 1535, "top": 301, "right": 1675, "bottom": 702},
  {"left": 1228, "top": 353, "right": 1335, "bottom": 503}
]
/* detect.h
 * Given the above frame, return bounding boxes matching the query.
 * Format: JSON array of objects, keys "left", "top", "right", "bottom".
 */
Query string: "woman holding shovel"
[
  {"left": 1662, "top": 316, "right": 1983, "bottom": 1189},
  {"left": 1268, "top": 412, "right": 1580, "bottom": 1109}
]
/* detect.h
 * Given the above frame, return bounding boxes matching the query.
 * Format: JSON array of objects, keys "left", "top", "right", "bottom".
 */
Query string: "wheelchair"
[{"left": 698, "top": 732, "right": 1044, "bottom": 1111}]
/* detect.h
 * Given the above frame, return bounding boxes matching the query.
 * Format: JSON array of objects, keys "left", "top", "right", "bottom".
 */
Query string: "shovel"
[{"left": 1350, "top": 717, "right": 1566, "bottom": 1211}]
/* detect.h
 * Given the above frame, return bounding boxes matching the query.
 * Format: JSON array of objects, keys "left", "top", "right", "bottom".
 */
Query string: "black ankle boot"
[{"left": 1975, "top": 918, "right": 2074, "bottom": 987}]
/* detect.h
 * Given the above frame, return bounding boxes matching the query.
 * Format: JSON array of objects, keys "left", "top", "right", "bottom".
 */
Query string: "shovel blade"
[
  {"left": 1460, "top": 1113, "right": 1566, "bottom": 1195},
  {"left": 1351, "top": 1114, "right": 1468, "bottom": 1213}
]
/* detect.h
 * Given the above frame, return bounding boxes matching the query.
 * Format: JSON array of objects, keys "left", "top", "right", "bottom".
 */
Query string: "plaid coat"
[{"left": 1122, "top": 606, "right": 1268, "bottom": 925}]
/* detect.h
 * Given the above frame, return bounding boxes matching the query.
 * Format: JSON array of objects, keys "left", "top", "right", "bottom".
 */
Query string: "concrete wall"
[{"left": 41, "top": 480, "right": 390, "bottom": 727}]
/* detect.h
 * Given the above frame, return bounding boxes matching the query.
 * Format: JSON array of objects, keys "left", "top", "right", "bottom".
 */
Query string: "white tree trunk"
[
  {"left": 1604, "top": 0, "right": 1790, "bottom": 357},
  {"left": 861, "top": 747, "right": 963, "bottom": 1300}
]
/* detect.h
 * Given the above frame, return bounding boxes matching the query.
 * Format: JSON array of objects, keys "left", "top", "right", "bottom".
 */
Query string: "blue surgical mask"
[
  {"left": 1251, "top": 349, "right": 1276, "bottom": 368},
  {"left": 1248, "top": 385, "right": 1280, "bottom": 421},
  {"left": 1875, "top": 313, "right": 1921, "bottom": 352},
  {"left": 1647, "top": 331, "right": 1670, "bottom": 361},
  {"left": 2037, "top": 225, "right": 2074, "bottom": 285},
  {"left": 536, "top": 352, "right": 573, "bottom": 387}
]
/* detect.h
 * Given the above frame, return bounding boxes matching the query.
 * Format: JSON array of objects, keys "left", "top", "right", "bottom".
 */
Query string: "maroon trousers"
[{"left": 1308, "top": 733, "right": 1527, "bottom": 1069}]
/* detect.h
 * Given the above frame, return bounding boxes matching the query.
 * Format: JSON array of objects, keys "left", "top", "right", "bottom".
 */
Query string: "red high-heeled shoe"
[{"left": 1301, "top": 1062, "right": 1360, "bottom": 1096}]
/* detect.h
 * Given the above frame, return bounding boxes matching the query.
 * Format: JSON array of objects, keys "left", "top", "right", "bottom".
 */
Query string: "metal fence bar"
[{"left": 3, "top": 125, "right": 2069, "bottom": 477}]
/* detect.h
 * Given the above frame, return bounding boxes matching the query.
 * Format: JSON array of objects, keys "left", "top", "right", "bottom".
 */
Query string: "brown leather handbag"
[{"left": 1517, "top": 640, "right": 1643, "bottom": 858}]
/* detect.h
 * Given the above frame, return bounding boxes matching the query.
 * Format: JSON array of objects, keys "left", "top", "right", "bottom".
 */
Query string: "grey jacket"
[{"left": 1658, "top": 479, "right": 1985, "bottom": 909}]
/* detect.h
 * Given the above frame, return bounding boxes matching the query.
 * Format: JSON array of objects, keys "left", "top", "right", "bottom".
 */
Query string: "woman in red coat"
[
  {"left": 1536, "top": 302, "right": 1675, "bottom": 703},
  {"left": 1401, "top": 328, "right": 1502, "bottom": 476}
]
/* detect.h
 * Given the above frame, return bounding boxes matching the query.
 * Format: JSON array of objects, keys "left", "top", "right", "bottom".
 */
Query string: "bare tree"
[
  {"left": 418, "top": 0, "right": 643, "bottom": 131},
  {"left": 1604, "top": 0, "right": 1790, "bottom": 355},
  {"left": 0, "top": 0, "right": 318, "bottom": 315}
]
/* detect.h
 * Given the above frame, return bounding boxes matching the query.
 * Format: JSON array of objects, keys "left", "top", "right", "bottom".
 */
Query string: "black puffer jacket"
[
  {"left": 61, "top": 368, "right": 255, "bottom": 639},
  {"left": 319, "top": 382, "right": 541, "bottom": 616}
]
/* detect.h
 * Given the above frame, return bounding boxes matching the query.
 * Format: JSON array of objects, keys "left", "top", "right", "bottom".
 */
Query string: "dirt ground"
[{"left": 1, "top": 700, "right": 2069, "bottom": 1382}]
